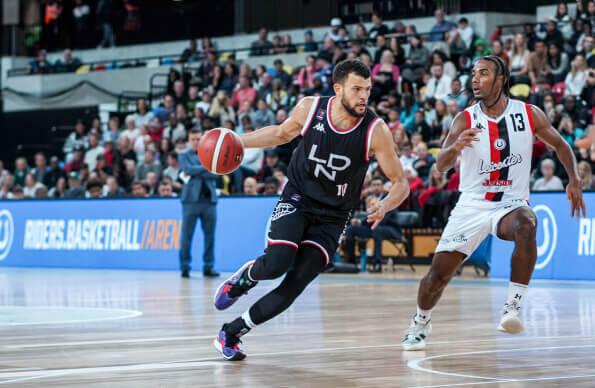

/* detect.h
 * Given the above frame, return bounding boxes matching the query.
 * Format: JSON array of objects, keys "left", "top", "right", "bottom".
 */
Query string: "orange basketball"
[{"left": 198, "top": 128, "right": 244, "bottom": 175}]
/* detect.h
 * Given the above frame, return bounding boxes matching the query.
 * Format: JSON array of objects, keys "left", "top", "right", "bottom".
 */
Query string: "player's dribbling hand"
[
  {"left": 454, "top": 128, "right": 482, "bottom": 152},
  {"left": 367, "top": 201, "right": 387, "bottom": 230},
  {"left": 566, "top": 179, "right": 586, "bottom": 218}
]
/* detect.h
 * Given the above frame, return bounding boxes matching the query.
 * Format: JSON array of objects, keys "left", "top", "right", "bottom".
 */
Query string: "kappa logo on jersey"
[
  {"left": 271, "top": 202, "right": 297, "bottom": 222},
  {"left": 307, "top": 144, "right": 351, "bottom": 181},
  {"left": 478, "top": 153, "right": 523, "bottom": 175},
  {"left": 313, "top": 122, "right": 326, "bottom": 133},
  {"left": 476, "top": 122, "right": 484, "bottom": 130},
  {"left": 494, "top": 138, "right": 506, "bottom": 150}
]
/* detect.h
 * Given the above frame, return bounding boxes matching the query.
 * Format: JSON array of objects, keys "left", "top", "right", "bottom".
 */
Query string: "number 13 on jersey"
[{"left": 336, "top": 183, "right": 348, "bottom": 197}]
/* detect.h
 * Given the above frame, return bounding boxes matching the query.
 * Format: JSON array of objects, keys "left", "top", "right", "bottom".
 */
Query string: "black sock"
[{"left": 225, "top": 317, "right": 251, "bottom": 339}]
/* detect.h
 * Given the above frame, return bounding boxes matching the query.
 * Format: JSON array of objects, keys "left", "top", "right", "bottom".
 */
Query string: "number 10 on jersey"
[{"left": 336, "top": 183, "right": 348, "bottom": 197}]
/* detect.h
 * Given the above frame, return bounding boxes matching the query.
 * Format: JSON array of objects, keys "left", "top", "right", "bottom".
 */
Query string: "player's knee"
[
  {"left": 514, "top": 212, "right": 537, "bottom": 241},
  {"left": 263, "top": 244, "right": 298, "bottom": 279},
  {"left": 426, "top": 267, "right": 453, "bottom": 290}
]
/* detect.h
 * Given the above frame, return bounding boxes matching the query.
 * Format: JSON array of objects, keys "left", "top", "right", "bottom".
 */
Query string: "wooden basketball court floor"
[{"left": 0, "top": 267, "right": 594, "bottom": 387}]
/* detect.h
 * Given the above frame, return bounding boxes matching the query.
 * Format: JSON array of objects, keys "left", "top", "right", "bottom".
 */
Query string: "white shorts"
[{"left": 435, "top": 199, "right": 530, "bottom": 257}]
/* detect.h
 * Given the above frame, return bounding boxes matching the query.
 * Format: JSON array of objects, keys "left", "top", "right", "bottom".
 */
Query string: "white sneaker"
[
  {"left": 402, "top": 318, "right": 432, "bottom": 351},
  {"left": 498, "top": 301, "right": 524, "bottom": 334}
]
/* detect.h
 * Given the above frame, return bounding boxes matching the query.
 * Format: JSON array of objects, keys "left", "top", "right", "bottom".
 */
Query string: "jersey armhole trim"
[
  {"left": 524, "top": 103, "right": 535, "bottom": 135},
  {"left": 300, "top": 96, "right": 320, "bottom": 136},
  {"left": 365, "top": 117, "right": 382, "bottom": 161},
  {"left": 463, "top": 110, "right": 472, "bottom": 128}
]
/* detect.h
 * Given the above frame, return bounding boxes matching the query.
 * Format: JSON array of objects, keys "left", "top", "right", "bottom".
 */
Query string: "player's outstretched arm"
[
  {"left": 435, "top": 112, "right": 481, "bottom": 173},
  {"left": 531, "top": 105, "right": 586, "bottom": 218},
  {"left": 367, "top": 120, "right": 410, "bottom": 229},
  {"left": 239, "top": 97, "right": 314, "bottom": 149}
]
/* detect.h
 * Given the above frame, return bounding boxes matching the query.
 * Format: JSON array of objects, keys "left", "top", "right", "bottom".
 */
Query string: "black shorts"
[{"left": 266, "top": 194, "right": 348, "bottom": 266}]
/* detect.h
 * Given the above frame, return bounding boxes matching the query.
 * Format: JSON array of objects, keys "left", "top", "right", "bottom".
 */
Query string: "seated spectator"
[
  {"left": 533, "top": 159, "right": 564, "bottom": 191},
  {"left": 544, "top": 19, "right": 564, "bottom": 49},
  {"left": 425, "top": 64, "right": 453, "bottom": 102},
  {"left": 402, "top": 35, "right": 429, "bottom": 82},
  {"left": 65, "top": 172, "right": 85, "bottom": 198},
  {"left": 86, "top": 179, "right": 103, "bottom": 198},
  {"left": 283, "top": 34, "right": 297, "bottom": 53},
  {"left": 12, "top": 157, "right": 29, "bottom": 188},
  {"left": 399, "top": 142, "right": 418, "bottom": 170},
  {"left": 273, "top": 59, "right": 292, "bottom": 87},
  {"left": 23, "top": 173, "right": 46, "bottom": 198},
  {"left": 134, "top": 99, "right": 154, "bottom": 128},
  {"left": 243, "top": 177, "right": 259, "bottom": 195},
  {"left": 93, "top": 154, "right": 112, "bottom": 181},
  {"left": 158, "top": 180, "right": 176, "bottom": 197},
  {"left": 412, "top": 109, "right": 432, "bottom": 143},
  {"left": 267, "top": 79, "right": 289, "bottom": 111},
  {"left": 136, "top": 149, "right": 162, "bottom": 181},
  {"left": 400, "top": 94, "right": 419, "bottom": 131},
  {"left": 231, "top": 76, "right": 257, "bottom": 111},
  {"left": 34, "top": 186, "right": 49, "bottom": 199},
  {"left": 0, "top": 161, "right": 9, "bottom": 189},
  {"left": 553, "top": 2, "right": 573, "bottom": 40},
  {"left": 457, "top": 17, "right": 473, "bottom": 48},
  {"left": 105, "top": 176, "right": 126, "bottom": 197},
  {"left": 565, "top": 54, "right": 588, "bottom": 96},
  {"left": 28, "top": 50, "right": 52, "bottom": 74},
  {"left": 271, "top": 34, "right": 285, "bottom": 54},
  {"left": 251, "top": 99, "right": 276, "bottom": 129},
  {"left": 418, "top": 165, "right": 449, "bottom": 227},
  {"left": 491, "top": 40, "right": 510, "bottom": 67},
  {"left": 163, "top": 152, "right": 182, "bottom": 192},
  {"left": 303, "top": 30, "right": 318, "bottom": 52},
  {"left": 508, "top": 33, "right": 532, "bottom": 85},
  {"left": 0, "top": 174, "right": 14, "bottom": 199},
  {"left": 131, "top": 180, "right": 150, "bottom": 198},
  {"left": 577, "top": 33, "right": 595, "bottom": 68},
  {"left": 342, "top": 195, "right": 402, "bottom": 272},
  {"left": 163, "top": 112, "right": 187, "bottom": 143},
  {"left": 172, "top": 80, "right": 187, "bottom": 107},
  {"left": 446, "top": 79, "right": 468, "bottom": 110},
  {"left": 429, "top": 8, "right": 455, "bottom": 42},
  {"left": 529, "top": 40, "right": 551, "bottom": 85},
  {"left": 369, "top": 12, "right": 389, "bottom": 39},
  {"left": 405, "top": 167, "right": 425, "bottom": 193},
  {"left": 122, "top": 115, "right": 140, "bottom": 143},
  {"left": 472, "top": 37, "right": 491, "bottom": 61},
  {"left": 31, "top": 152, "right": 51, "bottom": 187},
  {"left": 272, "top": 166, "right": 288, "bottom": 192},
  {"left": 231, "top": 122, "right": 263, "bottom": 193},
  {"left": 46, "top": 156, "right": 66, "bottom": 188},
  {"left": 547, "top": 43, "right": 569, "bottom": 83},
  {"left": 84, "top": 132, "right": 104, "bottom": 171},
  {"left": 181, "top": 39, "right": 200, "bottom": 63},
  {"left": 413, "top": 142, "right": 435, "bottom": 179},
  {"left": 250, "top": 27, "right": 273, "bottom": 56},
  {"left": 103, "top": 116, "right": 120, "bottom": 145},
  {"left": 263, "top": 176, "right": 280, "bottom": 195},
  {"left": 63, "top": 119, "right": 88, "bottom": 162},
  {"left": 54, "top": 49, "right": 82, "bottom": 73},
  {"left": 11, "top": 186, "right": 25, "bottom": 200},
  {"left": 145, "top": 171, "right": 159, "bottom": 195},
  {"left": 152, "top": 94, "right": 175, "bottom": 124},
  {"left": 578, "top": 160, "right": 595, "bottom": 190},
  {"left": 371, "top": 50, "right": 400, "bottom": 102}
]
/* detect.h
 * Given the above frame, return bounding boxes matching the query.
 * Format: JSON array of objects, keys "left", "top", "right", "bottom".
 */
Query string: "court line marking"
[
  {"left": 407, "top": 344, "right": 595, "bottom": 382},
  {"left": 4, "top": 333, "right": 594, "bottom": 350},
  {"left": 1, "top": 339, "right": 595, "bottom": 384},
  {"left": 407, "top": 373, "right": 595, "bottom": 388},
  {"left": 0, "top": 307, "right": 142, "bottom": 326}
]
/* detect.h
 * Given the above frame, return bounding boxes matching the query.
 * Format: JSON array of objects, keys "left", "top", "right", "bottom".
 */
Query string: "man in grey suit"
[{"left": 179, "top": 129, "right": 219, "bottom": 278}]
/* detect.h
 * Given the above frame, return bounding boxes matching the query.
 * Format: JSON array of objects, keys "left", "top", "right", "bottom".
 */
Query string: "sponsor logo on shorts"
[
  {"left": 441, "top": 233, "right": 468, "bottom": 244},
  {"left": 478, "top": 153, "right": 523, "bottom": 175},
  {"left": 271, "top": 203, "right": 297, "bottom": 222}
]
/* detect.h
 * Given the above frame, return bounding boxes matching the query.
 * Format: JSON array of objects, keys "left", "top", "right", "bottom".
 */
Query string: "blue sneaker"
[
  {"left": 213, "top": 260, "right": 257, "bottom": 311},
  {"left": 213, "top": 326, "right": 247, "bottom": 361}
]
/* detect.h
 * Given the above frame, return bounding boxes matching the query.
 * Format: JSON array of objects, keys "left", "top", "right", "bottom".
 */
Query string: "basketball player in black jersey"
[
  {"left": 212, "top": 59, "right": 410, "bottom": 360},
  {"left": 402, "top": 55, "right": 586, "bottom": 351}
]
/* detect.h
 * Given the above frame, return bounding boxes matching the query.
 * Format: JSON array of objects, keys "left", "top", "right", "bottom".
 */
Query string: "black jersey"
[{"left": 285, "top": 96, "right": 382, "bottom": 215}]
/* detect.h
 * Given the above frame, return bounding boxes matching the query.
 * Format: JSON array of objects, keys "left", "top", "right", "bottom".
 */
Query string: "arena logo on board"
[
  {"left": 534, "top": 205, "right": 557, "bottom": 270},
  {"left": 22, "top": 218, "right": 181, "bottom": 251},
  {"left": 0, "top": 210, "right": 15, "bottom": 261},
  {"left": 578, "top": 218, "right": 595, "bottom": 256}
]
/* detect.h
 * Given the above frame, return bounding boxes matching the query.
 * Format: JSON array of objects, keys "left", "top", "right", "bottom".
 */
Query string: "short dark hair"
[
  {"left": 189, "top": 128, "right": 201, "bottom": 135},
  {"left": 332, "top": 59, "right": 371, "bottom": 84}
]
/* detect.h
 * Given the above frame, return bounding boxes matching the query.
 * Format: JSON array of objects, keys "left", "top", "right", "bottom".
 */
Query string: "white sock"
[
  {"left": 415, "top": 306, "right": 432, "bottom": 323},
  {"left": 506, "top": 282, "right": 528, "bottom": 308}
]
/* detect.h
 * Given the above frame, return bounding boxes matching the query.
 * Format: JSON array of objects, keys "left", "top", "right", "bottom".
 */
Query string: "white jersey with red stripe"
[{"left": 458, "top": 99, "right": 535, "bottom": 205}]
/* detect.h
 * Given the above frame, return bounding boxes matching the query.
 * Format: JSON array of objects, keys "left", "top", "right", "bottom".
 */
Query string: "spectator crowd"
[{"left": 4, "top": 4, "right": 595, "bottom": 236}]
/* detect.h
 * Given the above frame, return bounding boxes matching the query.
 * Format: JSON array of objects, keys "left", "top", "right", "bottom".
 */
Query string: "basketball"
[{"left": 198, "top": 128, "right": 244, "bottom": 175}]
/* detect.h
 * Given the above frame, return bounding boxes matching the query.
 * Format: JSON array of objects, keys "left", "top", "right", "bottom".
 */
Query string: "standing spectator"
[
  {"left": 135, "top": 149, "right": 162, "bottom": 181},
  {"left": 63, "top": 119, "right": 87, "bottom": 161},
  {"left": 43, "top": 0, "right": 64, "bottom": 51},
  {"left": 429, "top": 8, "right": 455, "bottom": 42},
  {"left": 97, "top": 0, "right": 115, "bottom": 47},
  {"left": 72, "top": 0, "right": 91, "bottom": 48},
  {"left": 231, "top": 76, "right": 257, "bottom": 111},
  {"left": 31, "top": 152, "right": 51, "bottom": 186},
  {"left": 13, "top": 157, "right": 29, "bottom": 188},
  {"left": 533, "top": 159, "right": 564, "bottom": 191},
  {"left": 84, "top": 132, "right": 104, "bottom": 171},
  {"left": 565, "top": 54, "right": 588, "bottom": 96},
  {"left": 425, "top": 64, "right": 453, "bottom": 102},
  {"left": 251, "top": 99, "right": 276, "bottom": 129},
  {"left": 303, "top": 30, "right": 317, "bottom": 52},
  {"left": 368, "top": 12, "right": 389, "bottom": 39},
  {"left": 250, "top": 28, "right": 273, "bottom": 56},
  {"left": 179, "top": 129, "right": 219, "bottom": 278}
]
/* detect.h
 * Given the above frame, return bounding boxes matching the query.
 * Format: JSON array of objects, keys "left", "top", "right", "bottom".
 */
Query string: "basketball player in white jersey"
[{"left": 402, "top": 55, "right": 586, "bottom": 350}]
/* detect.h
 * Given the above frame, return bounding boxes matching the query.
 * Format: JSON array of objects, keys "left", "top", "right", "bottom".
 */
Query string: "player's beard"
[{"left": 340, "top": 95, "right": 366, "bottom": 118}]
